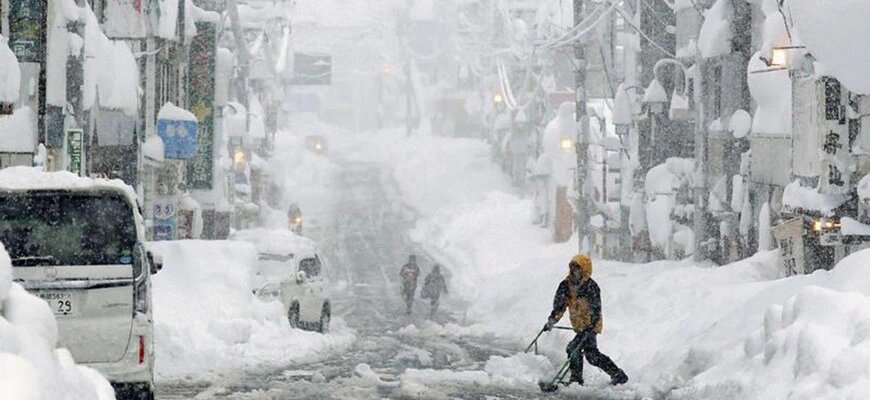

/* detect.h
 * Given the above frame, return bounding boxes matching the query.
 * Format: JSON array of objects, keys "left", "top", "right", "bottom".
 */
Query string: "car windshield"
[
  {"left": 299, "top": 256, "right": 321, "bottom": 277},
  {"left": 0, "top": 191, "right": 137, "bottom": 266}
]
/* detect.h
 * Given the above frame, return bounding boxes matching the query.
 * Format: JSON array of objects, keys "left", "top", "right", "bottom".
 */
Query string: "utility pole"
[
  {"left": 574, "top": 0, "right": 590, "bottom": 253},
  {"left": 691, "top": 61, "right": 706, "bottom": 262},
  {"left": 227, "top": 0, "right": 250, "bottom": 113}
]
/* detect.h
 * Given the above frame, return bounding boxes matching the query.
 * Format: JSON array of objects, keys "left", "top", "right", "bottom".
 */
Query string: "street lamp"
[
  {"left": 560, "top": 136, "right": 574, "bottom": 152},
  {"left": 643, "top": 78, "right": 668, "bottom": 115},
  {"left": 233, "top": 148, "right": 246, "bottom": 172},
  {"left": 758, "top": 46, "right": 805, "bottom": 69}
]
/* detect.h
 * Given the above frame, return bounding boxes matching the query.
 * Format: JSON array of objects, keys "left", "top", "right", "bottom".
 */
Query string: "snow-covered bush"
[{"left": 0, "top": 244, "right": 115, "bottom": 400}]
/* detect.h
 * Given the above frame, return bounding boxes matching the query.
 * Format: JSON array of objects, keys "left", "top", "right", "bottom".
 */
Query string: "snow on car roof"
[
  {"left": 229, "top": 228, "right": 318, "bottom": 260},
  {"left": 0, "top": 166, "right": 145, "bottom": 239},
  {"left": 0, "top": 166, "right": 138, "bottom": 200}
]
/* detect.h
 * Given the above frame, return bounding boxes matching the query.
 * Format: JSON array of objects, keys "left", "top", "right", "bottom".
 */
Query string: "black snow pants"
[
  {"left": 566, "top": 331, "right": 622, "bottom": 384},
  {"left": 428, "top": 294, "right": 440, "bottom": 318}
]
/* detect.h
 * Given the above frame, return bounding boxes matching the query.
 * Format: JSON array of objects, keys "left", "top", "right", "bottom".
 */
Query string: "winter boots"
[{"left": 610, "top": 369, "right": 629, "bottom": 385}]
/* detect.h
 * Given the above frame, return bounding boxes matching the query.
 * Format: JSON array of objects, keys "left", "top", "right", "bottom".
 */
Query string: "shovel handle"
[{"left": 525, "top": 326, "right": 575, "bottom": 353}]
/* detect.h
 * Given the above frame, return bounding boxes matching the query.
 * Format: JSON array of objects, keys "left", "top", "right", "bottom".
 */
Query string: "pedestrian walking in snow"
[
  {"left": 544, "top": 254, "right": 628, "bottom": 386},
  {"left": 421, "top": 264, "right": 448, "bottom": 318},
  {"left": 399, "top": 255, "right": 420, "bottom": 314}
]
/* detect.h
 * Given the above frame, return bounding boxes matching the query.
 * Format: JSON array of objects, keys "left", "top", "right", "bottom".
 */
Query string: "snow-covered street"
[{"left": 154, "top": 157, "right": 596, "bottom": 399}]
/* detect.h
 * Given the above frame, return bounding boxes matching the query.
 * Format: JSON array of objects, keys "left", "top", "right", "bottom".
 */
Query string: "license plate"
[{"left": 37, "top": 292, "right": 78, "bottom": 316}]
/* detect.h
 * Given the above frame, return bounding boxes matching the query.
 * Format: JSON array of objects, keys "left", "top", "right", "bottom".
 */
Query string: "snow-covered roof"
[
  {"left": 158, "top": 102, "right": 198, "bottom": 122},
  {"left": 791, "top": 0, "right": 870, "bottom": 94},
  {"left": 79, "top": 5, "right": 140, "bottom": 115},
  {"left": 0, "top": 107, "right": 36, "bottom": 153},
  {"left": 781, "top": 180, "right": 849, "bottom": 216},
  {"left": 0, "top": 35, "right": 20, "bottom": 104},
  {"left": 229, "top": 228, "right": 317, "bottom": 260}
]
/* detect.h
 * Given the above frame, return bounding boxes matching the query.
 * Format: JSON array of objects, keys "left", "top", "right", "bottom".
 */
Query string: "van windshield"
[
  {"left": 0, "top": 191, "right": 137, "bottom": 266},
  {"left": 299, "top": 256, "right": 321, "bottom": 277}
]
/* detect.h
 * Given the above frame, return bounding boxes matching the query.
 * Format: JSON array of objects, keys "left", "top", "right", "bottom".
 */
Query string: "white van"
[
  {"left": 231, "top": 228, "right": 331, "bottom": 333},
  {"left": 0, "top": 168, "right": 159, "bottom": 400}
]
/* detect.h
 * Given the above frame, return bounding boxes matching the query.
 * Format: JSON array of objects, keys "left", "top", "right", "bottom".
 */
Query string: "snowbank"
[
  {"left": 0, "top": 244, "right": 116, "bottom": 400},
  {"left": 148, "top": 240, "right": 353, "bottom": 381}
]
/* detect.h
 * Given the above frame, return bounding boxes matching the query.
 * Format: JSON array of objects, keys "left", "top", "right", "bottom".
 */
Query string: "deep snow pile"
[
  {"left": 0, "top": 244, "right": 115, "bottom": 400},
  {"left": 333, "top": 130, "right": 870, "bottom": 398},
  {"left": 148, "top": 240, "right": 353, "bottom": 381}
]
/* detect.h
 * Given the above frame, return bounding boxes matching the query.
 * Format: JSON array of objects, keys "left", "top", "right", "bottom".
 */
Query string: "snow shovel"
[
  {"left": 524, "top": 325, "right": 574, "bottom": 354},
  {"left": 537, "top": 330, "right": 591, "bottom": 393}
]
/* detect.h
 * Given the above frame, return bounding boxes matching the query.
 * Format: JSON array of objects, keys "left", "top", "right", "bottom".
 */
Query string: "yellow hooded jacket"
[{"left": 548, "top": 254, "right": 603, "bottom": 333}]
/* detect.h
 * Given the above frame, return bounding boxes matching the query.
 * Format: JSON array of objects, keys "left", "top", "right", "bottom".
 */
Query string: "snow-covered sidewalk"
[
  {"left": 332, "top": 129, "right": 870, "bottom": 399},
  {"left": 149, "top": 240, "right": 354, "bottom": 382},
  {"left": 0, "top": 244, "right": 116, "bottom": 400}
]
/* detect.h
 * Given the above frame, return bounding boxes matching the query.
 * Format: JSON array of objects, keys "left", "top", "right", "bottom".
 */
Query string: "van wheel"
[
  {"left": 317, "top": 303, "right": 331, "bottom": 334},
  {"left": 288, "top": 302, "right": 300, "bottom": 328}
]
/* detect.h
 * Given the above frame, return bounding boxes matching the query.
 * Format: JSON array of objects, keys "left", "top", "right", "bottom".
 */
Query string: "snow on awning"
[
  {"left": 841, "top": 217, "right": 870, "bottom": 236},
  {"left": 158, "top": 102, "right": 198, "bottom": 122},
  {"left": 81, "top": 6, "right": 140, "bottom": 115},
  {"left": 0, "top": 107, "right": 36, "bottom": 153},
  {"left": 791, "top": 0, "right": 870, "bottom": 95},
  {"left": 698, "top": 0, "right": 733, "bottom": 58},
  {"left": 782, "top": 180, "right": 849, "bottom": 217},
  {"left": 0, "top": 35, "right": 20, "bottom": 104}
]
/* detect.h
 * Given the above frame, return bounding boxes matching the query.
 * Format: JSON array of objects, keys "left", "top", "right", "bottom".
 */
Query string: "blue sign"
[{"left": 157, "top": 119, "right": 198, "bottom": 159}]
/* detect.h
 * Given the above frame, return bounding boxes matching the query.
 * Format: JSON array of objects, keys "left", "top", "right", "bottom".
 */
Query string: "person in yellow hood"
[{"left": 544, "top": 254, "right": 628, "bottom": 386}]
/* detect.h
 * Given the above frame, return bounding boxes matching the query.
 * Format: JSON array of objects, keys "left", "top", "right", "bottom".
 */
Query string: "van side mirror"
[
  {"left": 295, "top": 270, "right": 307, "bottom": 284},
  {"left": 147, "top": 251, "right": 163, "bottom": 275}
]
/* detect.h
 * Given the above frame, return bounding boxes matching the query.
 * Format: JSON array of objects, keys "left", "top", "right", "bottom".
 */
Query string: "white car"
[
  {"left": 230, "top": 229, "right": 331, "bottom": 332},
  {"left": 0, "top": 168, "right": 159, "bottom": 400}
]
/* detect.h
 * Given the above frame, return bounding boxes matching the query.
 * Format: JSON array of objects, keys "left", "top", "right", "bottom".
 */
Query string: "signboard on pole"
[
  {"left": 186, "top": 22, "right": 217, "bottom": 189},
  {"left": 8, "top": 0, "right": 46, "bottom": 62},
  {"left": 157, "top": 118, "right": 197, "bottom": 159},
  {"left": 152, "top": 198, "right": 177, "bottom": 241},
  {"left": 291, "top": 53, "right": 332, "bottom": 85},
  {"left": 66, "top": 129, "right": 83, "bottom": 176},
  {"left": 772, "top": 218, "right": 806, "bottom": 277},
  {"left": 819, "top": 78, "right": 851, "bottom": 194},
  {"left": 157, "top": 102, "right": 198, "bottom": 160}
]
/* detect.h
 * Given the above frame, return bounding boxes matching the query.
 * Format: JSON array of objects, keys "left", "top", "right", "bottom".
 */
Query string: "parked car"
[
  {"left": 230, "top": 229, "right": 331, "bottom": 333},
  {"left": 0, "top": 167, "right": 160, "bottom": 400}
]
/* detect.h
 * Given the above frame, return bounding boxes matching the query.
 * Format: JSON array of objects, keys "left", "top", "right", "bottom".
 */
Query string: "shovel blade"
[{"left": 538, "top": 379, "right": 560, "bottom": 393}]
